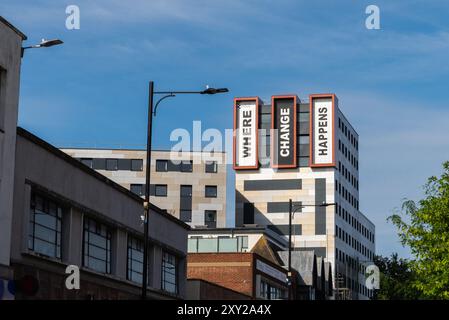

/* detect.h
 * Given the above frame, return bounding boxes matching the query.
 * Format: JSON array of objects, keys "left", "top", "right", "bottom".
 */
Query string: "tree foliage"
[
  {"left": 373, "top": 254, "right": 421, "bottom": 300},
  {"left": 389, "top": 161, "right": 449, "bottom": 299}
]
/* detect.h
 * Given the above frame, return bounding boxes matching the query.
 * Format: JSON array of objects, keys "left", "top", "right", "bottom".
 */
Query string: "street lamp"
[
  {"left": 287, "top": 199, "right": 336, "bottom": 300},
  {"left": 21, "top": 38, "right": 64, "bottom": 57},
  {"left": 141, "top": 81, "right": 229, "bottom": 299}
]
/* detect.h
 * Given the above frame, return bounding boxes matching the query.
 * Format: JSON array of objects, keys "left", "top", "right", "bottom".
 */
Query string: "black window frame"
[
  {"left": 83, "top": 217, "right": 112, "bottom": 274},
  {"left": 205, "top": 161, "right": 218, "bottom": 173},
  {"left": 28, "top": 193, "right": 62, "bottom": 260},
  {"left": 106, "top": 158, "right": 118, "bottom": 171},
  {"left": 131, "top": 159, "right": 143, "bottom": 172},
  {"left": 130, "top": 184, "right": 145, "bottom": 197},
  {"left": 180, "top": 160, "right": 193, "bottom": 173},
  {"left": 161, "top": 251, "right": 178, "bottom": 294},
  {"left": 156, "top": 159, "right": 168, "bottom": 172},
  {"left": 154, "top": 184, "right": 168, "bottom": 197},
  {"left": 204, "top": 210, "right": 217, "bottom": 228},
  {"left": 205, "top": 185, "right": 217, "bottom": 198},
  {"left": 127, "top": 235, "right": 144, "bottom": 283}
]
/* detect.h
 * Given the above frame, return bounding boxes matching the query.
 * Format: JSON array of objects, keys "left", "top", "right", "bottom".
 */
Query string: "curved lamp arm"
[{"left": 153, "top": 94, "right": 176, "bottom": 116}]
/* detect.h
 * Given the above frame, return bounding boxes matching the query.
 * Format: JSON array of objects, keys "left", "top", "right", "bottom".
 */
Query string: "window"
[
  {"left": 156, "top": 160, "right": 168, "bottom": 172},
  {"left": 180, "top": 185, "right": 192, "bottom": 222},
  {"left": 205, "top": 161, "right": 218, "bottom": 173},
  {"left": 205, "top": 210, "right": 217, "bottom": 228},
  {"left": 28, "top": 194, "right": 62, "bottom": 259},
  {"left": 180, "top": 210, "right": 192, "bottom": 222},
  {"left": 180, "top": 185, "right": 192, "bottom": 197},
  {"left": 118, "top": 159, "right": 131, "bottom": 170},
  {"left": 162, "top": 252, "right": 178, "bottom": 294},
  {"left": 130, "top": 184, "right": 145, "bottom": 197},
  {"left": 155, "top": 184, "right": 167, "bottom": 197},
  {"left": 205, "top": 185, "right": 217, "bottom": 198},
  {"left": 92, "top": 158, "right": 106, "bottom": 170},
  {"left": 243, "top": 202, "right": 255, "bottom": 224},
  {"left": 260, "top": 281, "right": 286, "bottom": 300},
  {"left": 83, "top": 217, "right": 111, "bottom": 274},
  {"left": 181, "top": 160, "right": 193, "bottom": 172},
  {"left": 80, "top": 158, "right": 93, "bottom": 169},
  {"left": 127, "top": 236, "right": 144, "bottom": 283},
  {"left": 106, "top": 159, "right": 118, "bottom": 171},
  {"left": 131, "top": 159, "right": 143, "bottom": 171}
]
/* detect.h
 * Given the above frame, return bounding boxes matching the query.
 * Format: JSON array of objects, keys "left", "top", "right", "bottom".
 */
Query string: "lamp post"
[
  {"left": 21, "top": 38, "right": 63, "bottom": 57},
  {"left": 287, "top": 199, "right": 336, "bottom": 300},
  {"left": 141, "top": 81, "right": 229, "bottom": 299}
]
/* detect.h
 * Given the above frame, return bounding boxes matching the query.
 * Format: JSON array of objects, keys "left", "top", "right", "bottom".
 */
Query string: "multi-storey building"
[
  {"left": 60, "top": 149, "right": 227, "bottom": 229},
  {"left": 0, "top": 16, "right": 27, "bottom": 294},
  {"left": 0, "top": 16, "right": 189, "bottom": 300},
  {"left": 233, "top": 94, "right": 375, "bottom": 299}
]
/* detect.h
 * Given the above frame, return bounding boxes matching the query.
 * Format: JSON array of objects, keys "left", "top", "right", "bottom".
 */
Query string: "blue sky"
[{"left": 3, "top": 0, "right": 449, "bottom": 258}]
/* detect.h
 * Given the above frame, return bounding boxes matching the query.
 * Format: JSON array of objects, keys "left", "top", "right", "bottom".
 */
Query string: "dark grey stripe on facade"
[
  {"left": 268, "top": 224, "right": 302, "bottom": 236},
  {"left": 244, "top": 179, "right": 302, "bottom": 191},
  {"left": 293, "top": 247, "right": 327, "bottom": 258},
  {"left": 267, "top": 201, "right": 302, "bottom": 213},
  {"left": 315, "top": 178, "right": 326, "bottom": 235}
]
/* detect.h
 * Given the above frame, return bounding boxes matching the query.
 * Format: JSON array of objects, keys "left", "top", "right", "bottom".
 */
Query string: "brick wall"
[{"left": 187, "top": 253, "right": 254, "bottom": 297}]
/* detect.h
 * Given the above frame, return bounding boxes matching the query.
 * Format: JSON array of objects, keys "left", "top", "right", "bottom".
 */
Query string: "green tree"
[
  {"left": 389, "top": 161, "right": 449, "bottom": 299},
  {"left": 373, "top": 254, "right": 421, "bottom": 300}
]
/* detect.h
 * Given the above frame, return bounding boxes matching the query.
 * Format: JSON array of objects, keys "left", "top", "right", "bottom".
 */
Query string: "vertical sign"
[
  {"left": 310, "top": 94, "right": 336, "bottom": 167},
  {"left": 233, "top": 97, "right": 259, "bottom": 170},
  {"left": 271, "top": 95, "right": 297, "bottom": 168}
]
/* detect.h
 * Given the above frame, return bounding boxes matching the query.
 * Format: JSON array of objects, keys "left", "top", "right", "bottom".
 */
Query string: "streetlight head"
[
  {"left": 201, "top": 87, "right": 229, "bottom": 95},
  {"left": 39, "top": 38, "right": 64, "bottom": 48}
]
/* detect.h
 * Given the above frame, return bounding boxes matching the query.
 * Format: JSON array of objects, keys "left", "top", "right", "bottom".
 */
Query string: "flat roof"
[{"left": 0, "top": 16, "right": 27, "bottom": 40}]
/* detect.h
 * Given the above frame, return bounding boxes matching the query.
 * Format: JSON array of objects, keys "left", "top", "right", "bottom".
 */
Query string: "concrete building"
[
  {"left": 60, "top": 149, "right": 227, "bottom": 229},
  {"left": 233, "top": 94, "right": 376, "bottom": 299},
  {"left": 0, "top": 16, "right": 27, "bottom": 295},
  {"left": 0, "top": 17, "right": 189, "bottom": 300}
]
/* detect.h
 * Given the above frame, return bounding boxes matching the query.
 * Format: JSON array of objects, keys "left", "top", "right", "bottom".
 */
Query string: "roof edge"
[{"left": 0, "top": 16, "right": 27, "bottom": 40}]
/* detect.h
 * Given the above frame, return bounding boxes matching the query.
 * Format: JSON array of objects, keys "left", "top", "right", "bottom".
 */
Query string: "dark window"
[
  {"left": 83, "top": 217, "right": 111, "bottom": 274},
  {"left": 180, "top": 210, "right": 192, "bottom": 222},
  {"left": 106, "top": 159, "right": 118, "bottom": 171},
  {"left": 205, "top": 161, "right": 218, "bottom": 173},
  {"left": 28, "top": 194, "right": 62, "bottom": 259},
  {"left": 131, "top": 159, "right": 143, "bottom": 171},
  {"left": 155, "top": 184, "right": 167, "bottom": 197},
  {"left": 118, "top": 159, "right": 131, "bottom": 170},
  {"left": 180, "top": 185, "right": 192, "bottom": 222},
  {"left": 205, "top": 210, "right": 217, "bottom": 228},
  {"left": 205, "top": 185, "right": 217, "bottom": 198},
  {"left": 180, "top": 185, "right": 192, "bottom": 197},
  {"left": 81, "top": 158, "right": 93, "bottom": 169},
  {"left": 93, "top": 158, "right": 106, "bottom": 170},
  {"left": 127, "top": 236, "right": 144, "bottom": 283},
  {"left": 243, "top": 203, "right": 255, "bottom": 224},
  {"left": 130, "top": 184, "right": 145, "bottom": 197},
  {"left": 161, "top": 252, "right": 178, "bottom": 294},
  {"left": 181, "top": 160, "right": 193, "bottom": 172},
  {"left": 156, "top": 160, "right": 168, "bottom": 172}
]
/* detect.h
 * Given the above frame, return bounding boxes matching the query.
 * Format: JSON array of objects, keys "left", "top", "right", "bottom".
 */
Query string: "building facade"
[
  {"left": 60, "top": 149, "right": 227, "bottom": 229},
  {"left": 0, "top": 17, "right": 189, "bottom": 300},
  {"left": 0, "top": 16, "right": 27, "bottom": 296},
  {"left": 233, "top": 94, "right": 375, "bottom": 299},
  {"left": 9, "top": 128, "right": 189, "bottom": 299}
]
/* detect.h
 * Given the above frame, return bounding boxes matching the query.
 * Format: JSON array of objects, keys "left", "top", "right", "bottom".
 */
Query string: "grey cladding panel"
[
  {"left": 267, "top": 201, "right": 302, "bottom": 213},
  {"left": 315, "top": 178, "right": 326, "bottom": 235},
  {"left": 244, "top": 179, "right": 302, "bottom": 191},
  {"left": 268, "top": 224, "right": 302, "bottom": 236}
]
